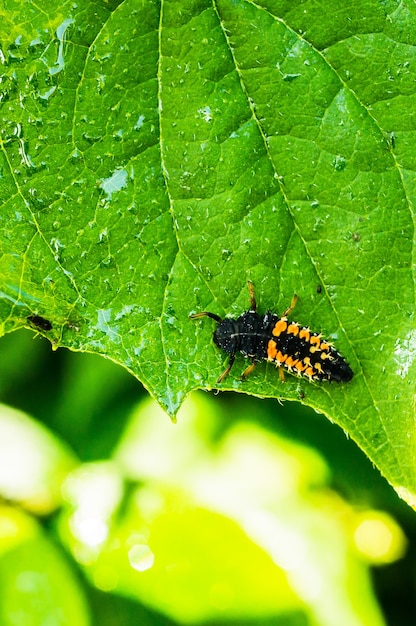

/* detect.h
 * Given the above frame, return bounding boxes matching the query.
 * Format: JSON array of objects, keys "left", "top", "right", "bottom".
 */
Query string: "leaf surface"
[{"left": 0, "top": 0, "right": 415, "bottom": 501}]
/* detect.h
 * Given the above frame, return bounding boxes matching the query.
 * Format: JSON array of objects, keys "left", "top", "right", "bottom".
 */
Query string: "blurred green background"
[{"left": 0, "top": 329, "right": 415, "bottom": 626}]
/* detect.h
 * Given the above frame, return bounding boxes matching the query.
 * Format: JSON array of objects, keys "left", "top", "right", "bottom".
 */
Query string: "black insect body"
[
  {"left": 27, "top": 315, "right": 53, "bottom": 331},
  {"left": 190, "top": 282, "right": 353, "bottom": 384}
]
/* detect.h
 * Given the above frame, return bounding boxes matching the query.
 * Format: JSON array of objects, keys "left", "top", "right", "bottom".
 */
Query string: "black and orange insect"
[{"left": 190, "top": 281, "right": 353, "bottom": 384}]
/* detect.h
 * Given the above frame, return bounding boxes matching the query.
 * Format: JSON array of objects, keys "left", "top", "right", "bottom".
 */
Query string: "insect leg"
[
  {"left": 282, "top": 294, "right": 298, "bottom": 318},
  {"left": 217, "top": 353, "right": 236, "bottom": 383},
  {"left": 240, "top": 360, "right": 256, "bottom": 380},
  {"left": 247, "top": 280, "right": 257, "bottom": 312}
]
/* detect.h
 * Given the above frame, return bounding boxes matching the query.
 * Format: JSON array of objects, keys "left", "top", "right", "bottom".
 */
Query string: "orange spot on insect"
[
  {"left": 305, "top": 367, "right": 315, "bottom": 379},
  {"left": 299, "top": 327, "right": 310, "bottom": 341},
  {"left": 267, "top": 339, "right": 277, "bottom": 360},
  {"left": 286, "top": 356, "right": 298, "bottom": 368},
  {"left": 287, "top": 322, "right": 299, "bottom": 335},
  {"left": 320, "top": 342, "right": 330, "bottom": 351},
  {"left": 310, "top": 335, "right": 321, "bottom": 346},
  {"left": 295, "top": 361, "right": 306, "bottom": 372},
  {"left": 276, "top": 351, "right": 287, "bottom": 364},
  {"left": 272, "top": 319, "right": 287, "bottom": 337}
]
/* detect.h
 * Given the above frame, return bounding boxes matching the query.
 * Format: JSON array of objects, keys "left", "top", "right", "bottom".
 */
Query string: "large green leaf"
[
  {"left": 0, "top": 507, "right": 90, "bottom": 626},
  {"left": 0, "top": 1, "right": 415, "bottom": 502},
  {"left": 58, "top": 393, "right": 390, "bottom": 626}
]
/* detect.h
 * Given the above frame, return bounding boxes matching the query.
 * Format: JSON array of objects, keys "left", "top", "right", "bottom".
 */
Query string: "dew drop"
[{"left": 333, "top": 155, "right": 346, "bottom": 171}]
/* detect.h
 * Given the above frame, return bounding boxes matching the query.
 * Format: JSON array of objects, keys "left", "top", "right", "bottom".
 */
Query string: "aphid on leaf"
[
  {"left": 27, "top": 315, "right": 52, "bottom": 331},
  {"left": 190, "top": 281, "right": 353, "bottom": 384}
]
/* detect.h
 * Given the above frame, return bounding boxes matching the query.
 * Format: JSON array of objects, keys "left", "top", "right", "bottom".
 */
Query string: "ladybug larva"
[{"left": 190, "top": 281, "right": 353, "bottom": 384}]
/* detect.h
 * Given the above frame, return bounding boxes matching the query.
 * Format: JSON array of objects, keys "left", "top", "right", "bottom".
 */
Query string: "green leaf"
[
  {"left": 0, "top": 506, "right": 90, "bottom": 626},
  {"left": 0, "top": 1, "right": 415, "bottom": 502},
  {"left": 0, "top": 403, "right": 77, "bottom": 514},
  {"left": 59, "top": 393, "right": 389, "bottom": 626}
]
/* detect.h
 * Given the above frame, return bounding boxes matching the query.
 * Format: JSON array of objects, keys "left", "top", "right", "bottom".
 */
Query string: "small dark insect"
[
  {"left": 316, "top": 284, "right": 322, "bottom": 294},
  {"left": 190, "top": 281, "right": 353, "bottom": 384},
  {"left": 27, "top": 315, "right": 53, "bottom": 331}
]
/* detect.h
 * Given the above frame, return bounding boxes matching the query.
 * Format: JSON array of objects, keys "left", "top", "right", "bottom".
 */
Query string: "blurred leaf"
[
  {"left": 0, "top": 0, "right": 415, "bottom": 502},
  {"left": 0, "top": 404, "right": 77, "bottom": 514},
  {"left": 59, "top": 394, "right": 388, "bottom": 626},
  {"left": 0, "top": 506, "right": 90, "bottom": 626},
  {"left": 102, "top": 504, "right": 300, "bottom": 624}
]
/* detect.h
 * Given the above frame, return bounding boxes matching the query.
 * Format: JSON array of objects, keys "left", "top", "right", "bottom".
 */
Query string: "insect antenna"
[{"left": 189, "top": 311, "right": 222, "bottom": 323}]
